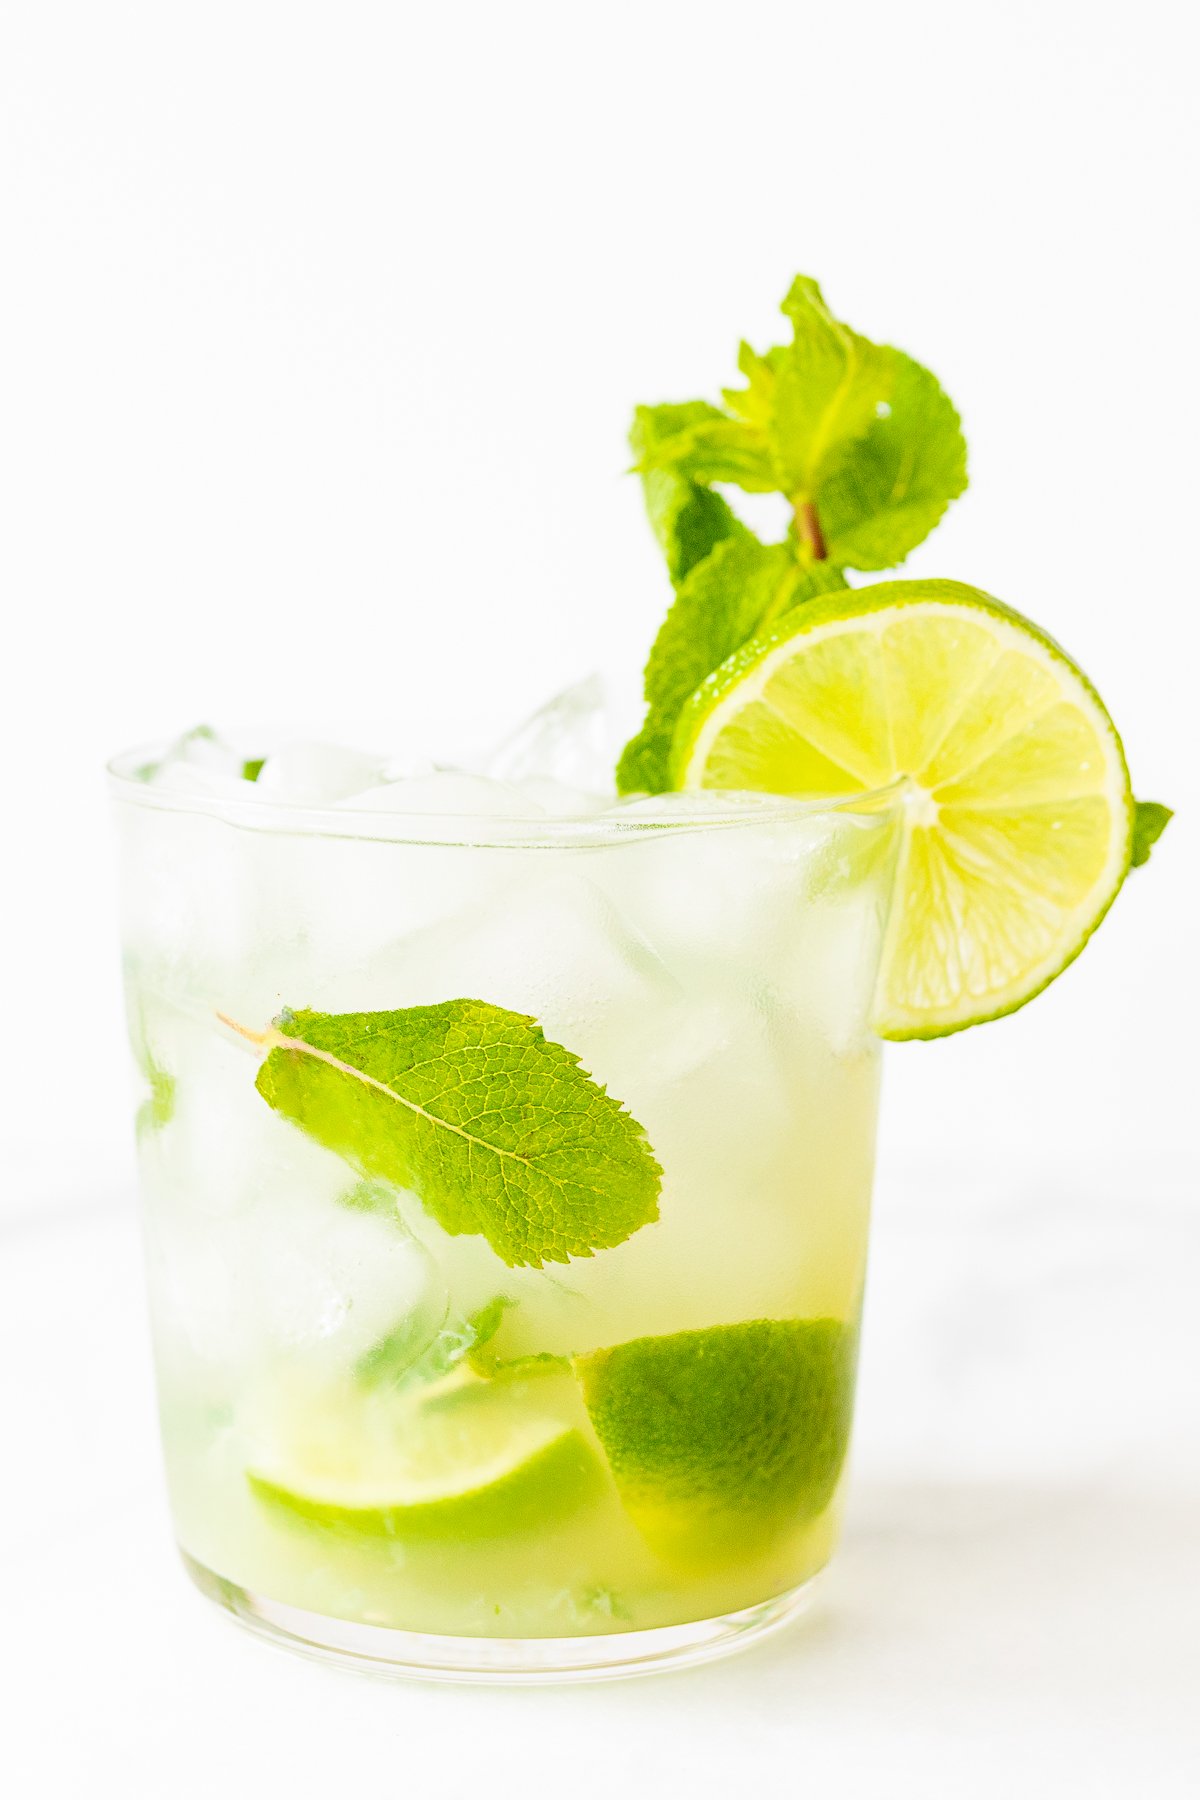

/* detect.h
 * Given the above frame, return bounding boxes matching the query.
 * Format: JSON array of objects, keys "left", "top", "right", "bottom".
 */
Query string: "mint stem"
[{"left": 793, "top": 498, "right": 827, "bottom": 561}]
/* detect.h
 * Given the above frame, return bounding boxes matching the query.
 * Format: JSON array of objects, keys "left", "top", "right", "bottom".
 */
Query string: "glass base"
[{"left": 181, "top": 1550, "right": 820, "bottom": 1684}]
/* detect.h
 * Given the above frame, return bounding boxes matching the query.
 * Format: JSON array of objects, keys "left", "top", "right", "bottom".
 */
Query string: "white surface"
[
  {"left": 4, "top": 1156, "right": 1198, "bottom": 1796},
  {"left": 1, "top": 0, "right": 1197, "bottom": 1789}
]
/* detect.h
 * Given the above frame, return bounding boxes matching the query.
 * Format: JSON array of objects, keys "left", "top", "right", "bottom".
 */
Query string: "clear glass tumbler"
[{"left": 110, "top": 753, "right": 897, "bottom": 1680}]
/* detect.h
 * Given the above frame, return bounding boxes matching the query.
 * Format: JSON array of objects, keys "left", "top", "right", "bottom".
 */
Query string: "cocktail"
[
  {"left": 111, "top": 744, "right": 896, "bottom": 1675},
  {"left": 109, "top": 276, "right": 1167, "bottom": 1680}
]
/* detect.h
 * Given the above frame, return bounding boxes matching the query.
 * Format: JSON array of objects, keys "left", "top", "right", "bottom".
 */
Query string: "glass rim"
[{"left": 107, "top": 741, "right": 904, "bottom": 849}]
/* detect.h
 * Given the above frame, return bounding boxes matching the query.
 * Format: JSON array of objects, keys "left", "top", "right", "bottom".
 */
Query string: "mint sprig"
[
  {"left": 234, "top": 1001, "right": 662, "bottom": 1269},
  {"left": 636, "top": 275, "right": 966, "bottom": 570},
  {"left": 619, "top": 275, "right": 967, "bottom": 792}
]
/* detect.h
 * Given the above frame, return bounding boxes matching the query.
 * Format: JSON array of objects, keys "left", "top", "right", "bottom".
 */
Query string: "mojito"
[
  {"left": 109, "top": 270, "right": 1156, "bottom": 1679},
  {"left": 112, "top": 740, "right": 895, "bottom": 1675}
]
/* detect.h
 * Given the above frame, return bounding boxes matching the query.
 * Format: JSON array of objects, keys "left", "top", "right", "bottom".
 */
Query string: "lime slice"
[
  {"left": 673, "top": 579, "right": 1133, "bottom": 1038},
  {"left": 247, "top": 1376, "right": 599, "bottom": 1540},
  {"left": 574, "top": 1318, "right": 856, "bottom": 1561}
]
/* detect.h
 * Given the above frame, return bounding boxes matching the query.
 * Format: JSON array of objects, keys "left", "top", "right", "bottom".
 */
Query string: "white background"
[{"left": 1, "top": 2, "right": 1197, "bottom": 1794}]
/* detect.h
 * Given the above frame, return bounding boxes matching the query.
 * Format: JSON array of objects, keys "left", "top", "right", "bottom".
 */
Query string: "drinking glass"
[{"left": 110, "top": 752, "right": 896, "bottom": 1681}]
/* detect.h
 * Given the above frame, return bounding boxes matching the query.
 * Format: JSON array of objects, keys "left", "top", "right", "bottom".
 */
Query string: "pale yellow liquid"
[{"left": 122, "top": 803, "right": 890, "bottom": 1638}]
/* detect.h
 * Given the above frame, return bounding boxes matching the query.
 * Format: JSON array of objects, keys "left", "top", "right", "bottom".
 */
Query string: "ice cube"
[
  {"left": 508, "top": 776, "right": 609, "bottom": 819},
  {"left": 234, "top": 781, "right": 535, "bottom": 991},
  {"left": 253, "top": 741, "right": 387, "bottom": 805},
  {"left": 130, "top": 972, "right": 453, "bottom": 1377},
  {"left": 249, "top": 1193, "right": 446, "bottom": 1363},
  {"left": 592, "top": 796, "right": 845, "bottom": 988},
  {"left": 337, "top": 769, "right": 540, "bottom": 827},
  {"left": 485, "top": 676, "right": 619, "bottom": 794},
  {"left": 148, "top": 1194, "right": 446, "bottom": 1377},
  {"left": 309, "top": 870, "right": 681, "bottom": 1057},
  {"left": 586, "top": 991, "right": 796, "bottom": 1192},
  {"left": 139, "top": 1022, "right": 448, "bottom": 1375},
  {"left": 148, "top": 725, "right": 250, "bottom": 801},
  {"left": 149, "top": 763, "right": 250, "bottom": 802},
  {"left": 153, "top": 723, "right": 241, "bottom": 774},
  {"left": 765, "top": 884, "right": 888, "bottom": 1057}
]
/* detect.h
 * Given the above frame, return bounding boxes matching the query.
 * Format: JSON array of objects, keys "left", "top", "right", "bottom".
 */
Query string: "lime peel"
[
  {"left": 574, "top": 1318, "right": 857, "bottom": 1562},
  {"left": 246, "top": 1382, "right": 600, "bottom": 1541}
]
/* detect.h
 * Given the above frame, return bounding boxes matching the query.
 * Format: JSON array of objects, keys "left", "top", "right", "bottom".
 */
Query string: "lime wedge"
[
  {"left": 673, "top": 579, "right": 1133, "bottom": 1038},
  {"left": 574, "top": 1318, "right": 856, "bottom": 1560},
  {"left": 247, "top": 1376, "right": 599, "bottom": 1540}
]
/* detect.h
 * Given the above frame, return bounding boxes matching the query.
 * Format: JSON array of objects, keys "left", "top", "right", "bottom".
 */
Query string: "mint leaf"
[
  {"left": 355, "top": 1293, "right": 522, "bottom": 1392},
  {"left": 631, "top": 404, "right": 746, "bottom": 584},
  {"left": 766, "top": 275, "right": 895, "bottom": 500},
  {"left": 638, "top": 275, "right": 966, "bottom": 573},
  {"left": 614, "top": 722, "right": 677, "bottom": 799},
  {"left": 643, "top": 278, "right": 893, "bottom": 510},
  {"left": 721, "top": 340, "right": 785, "bottom": 430},
  {"left": 248, "top": 1001, "right": 662, "bottom": 1269},
  {"left": 817, "top": 350, "right": 968, "bottom": 569},
  {"left": 616, "top": 539, "right": 847, "bottom": 793},
  {"left": 242, "top": 757, "right": 265, "bottom": 782},
  {"left": 617, "top": 538, "right": 796, "bottom": 793},
  {"left": 463, "top": 1299, "right": 572, "bottom": 1379},
  {"left": 636, "top": 413, "right": 777, "bottom": 492},
  {"left": 355, "top": 1309, "right": 447, "bottom": 1389},
  {"left": 464, "top": 1294, "right": 513, "bottom": 1351},
  {"left": 620, "top": 274, "right": 967, "bottom": 794},
  {"left": 1130, "top": 799, "right": 1173, "bottom": 868}
]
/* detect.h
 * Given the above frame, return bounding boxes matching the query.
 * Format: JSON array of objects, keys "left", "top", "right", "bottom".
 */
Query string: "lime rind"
[
  {"left": 246, "top": 1379, "right": 600, "bottom": 1541},
  {"left": 574, "top": 1318, "right": 857, "bottom": 1562},
  {"left": 672, "top": 579, "right": 1134, "bottom": 1040},
  {"left": 248, "top": 1425, "right": 596, "bottom": 1540}
]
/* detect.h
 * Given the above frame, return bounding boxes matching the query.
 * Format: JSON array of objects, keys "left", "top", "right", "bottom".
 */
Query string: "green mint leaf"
[
  {"left": 242, "top": 757, "right": 265, "bottom": 782},
  {"left": 616, "top": 539, "right": 846, "bottom": 793},
  {"left": 620, "top": 273, "right": 967, "bottom": 793},
  {"left": 617, "top": 538, "right": 797, "bottom": 793},
  {"left": 721, "top": 340, "right": 785, "bottom": 430},
  {"left": 766, "top": 275, "right": 896, "bottom": 500},
  {"left": 356, "top": 1295, "right": 560, "bottom": 1393},
  {"left": 638, "top": 275, "right": 966, "bottom": 571},
  {"left": 355, "top": 1309, "right": 447, "bottom": 1389},
  {"left": 1130, "top": 799, "right": 1173, "bottom": 868},
  {"left": 636, "top": 412, "right": 776, "bottom": 492},
  {"left": 614, "top": 726, "right": 676, "bottom": 803},
  {"left": 630, "top": 403, "right": 747, "bottom": 583},
  {"left": 248, "top": 1000, "right": 662, "bottom": 1269},
  {"left": 463, "top": 1300, "right": 571, "bottom": 1379},
  {"left": 464, "top": 1295, "right": 513, "bottom": 1350},
  {"left": 816, "top": 350, "right": 968, "bottom": 569}
]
